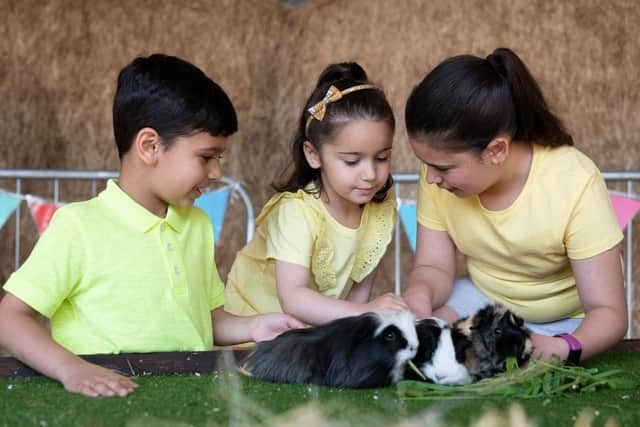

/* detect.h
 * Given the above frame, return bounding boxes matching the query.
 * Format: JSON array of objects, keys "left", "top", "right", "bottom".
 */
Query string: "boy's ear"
[
  {"left": 303, "top": 141, "right": 322, "bottom": 169},
  {"left": 134, "top": 128, "right": 162, "bottom": 165},
  {"left": 482, "top": 136, "right": 509, "bottom": 165}
]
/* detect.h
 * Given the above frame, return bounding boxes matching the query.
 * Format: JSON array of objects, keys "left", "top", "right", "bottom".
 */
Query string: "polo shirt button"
[
  {"left": 174, "top": 266, "right": 181, "bottom": 274},
  {"left": 160, "top": 224, "right": 167, "bottom": 232},
  {"left": 167, "top": 243, "right": 174, "bottom": 251}
]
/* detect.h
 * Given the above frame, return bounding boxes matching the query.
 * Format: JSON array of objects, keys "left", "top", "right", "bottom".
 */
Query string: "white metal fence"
[{"left": 1, "top": 169, "right": 639, "bottom": 337}]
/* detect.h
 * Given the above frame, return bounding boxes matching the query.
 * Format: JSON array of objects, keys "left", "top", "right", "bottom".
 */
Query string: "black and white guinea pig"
[
  {"left": 239, "top": 311, "right": 418, "bottom": 388},
  {"left": 405, "top": 317, "right": 473, "bottom": 385},
  {"left": 453, "top": 304, "right": 534, "bottom": 380}
]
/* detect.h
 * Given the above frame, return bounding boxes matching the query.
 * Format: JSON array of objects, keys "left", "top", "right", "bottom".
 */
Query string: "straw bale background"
[{"left": 1, "top": 0, "right": 639, "bottom": 335}]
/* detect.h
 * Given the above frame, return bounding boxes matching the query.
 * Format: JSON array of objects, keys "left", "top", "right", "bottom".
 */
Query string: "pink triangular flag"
[
  {"left": 609, "top": 193, "right": 640, "bottom": 230},
  {"left": 26, "top": 195, "right": 60, "bottom": 234}
]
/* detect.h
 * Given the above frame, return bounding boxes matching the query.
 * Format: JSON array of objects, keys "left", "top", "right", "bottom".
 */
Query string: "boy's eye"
[
  {"left": 202, "top": 153, "right": 224, "bottom": 161},
  {"left": 376, "top": 156, "right": 389, "bottom": 162}
]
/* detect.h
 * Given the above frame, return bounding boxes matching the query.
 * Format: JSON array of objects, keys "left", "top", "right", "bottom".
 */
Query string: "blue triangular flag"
[
  {"left": 398, "top": 203, "right": 417, "bottom": 253},
  {"left": 0, "top": 192, "right": 21, "bottom": 229},
  {"left": 194, "top": 187, "right": 230, "bottom": 243}
]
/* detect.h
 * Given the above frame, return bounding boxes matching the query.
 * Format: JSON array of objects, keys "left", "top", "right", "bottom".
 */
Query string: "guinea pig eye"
[
  {"left": 384, "top": 331, "right": 396, "bottom": 341},
  {"left": 494, "top": 328, "right": 502, "bottom": 336}
]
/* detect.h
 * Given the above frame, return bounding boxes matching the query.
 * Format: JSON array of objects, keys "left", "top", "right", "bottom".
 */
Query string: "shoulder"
[
  {"left": 536, "top": 144, "right": 601, "bottom": 180},
  {"left": 256, "top": 189, "right": 321, "bottom": 226}
]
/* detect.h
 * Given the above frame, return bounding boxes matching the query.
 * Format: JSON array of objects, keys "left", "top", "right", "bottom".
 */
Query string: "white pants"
[{"left": 445, "top": 277, "right": 582, "bottom": 336}]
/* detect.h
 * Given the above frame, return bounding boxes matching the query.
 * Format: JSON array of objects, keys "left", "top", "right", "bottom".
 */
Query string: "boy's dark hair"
[
  {"left": 405, "top": 47, "right": 572, "bottom": 153},
  {"left": 273, "top": 62, "right": 395, "bottom": 203},
  {"left": 113, "top": 53, "right": 238, "bottom": 158}
]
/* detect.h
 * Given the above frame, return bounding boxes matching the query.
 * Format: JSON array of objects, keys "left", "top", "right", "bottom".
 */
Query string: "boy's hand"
[
  {"left": 58, "top": 359, "right": 138, "bottom": 397},
  {"left": 365, "top": 293, "right": 409, "bottom": 314},
  {"left": 249, "top": 313, "right": 305, "bottom": 342}
]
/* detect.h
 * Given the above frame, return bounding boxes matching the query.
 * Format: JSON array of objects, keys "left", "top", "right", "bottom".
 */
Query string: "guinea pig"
[
  {"left": 405, "top": 317, "right": 473, "bottom": 385},
  {"left": 453, "top": 304, "right": 534, "bottom": 380},
  {"left": 239, "top": 311, "right": 418, "bottom": 388}
]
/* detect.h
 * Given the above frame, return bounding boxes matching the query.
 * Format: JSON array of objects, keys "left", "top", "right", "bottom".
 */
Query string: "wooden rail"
[{"left": 1, "top": 342, "right": 638, "bottom": 378}]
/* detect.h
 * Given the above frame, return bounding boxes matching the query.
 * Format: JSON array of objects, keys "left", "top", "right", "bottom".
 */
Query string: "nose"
[
  {"left": 426, "top": 167, "right": 442, "bottom": 185},
  {"left": 208, "top": 160, "right": 222, "bottom": 180},
  {"left": 361, "top": 161, "right": 376, "bottom": 181}
]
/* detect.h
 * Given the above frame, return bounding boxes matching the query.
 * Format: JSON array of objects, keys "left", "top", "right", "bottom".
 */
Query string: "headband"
[{"left": 305, "top": 84, "right": 377, "bottom": 137}]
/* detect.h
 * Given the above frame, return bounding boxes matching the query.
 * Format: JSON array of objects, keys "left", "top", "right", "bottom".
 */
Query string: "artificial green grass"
[{"left": 0, "top": 352, "right": 638, "bottom": 427}]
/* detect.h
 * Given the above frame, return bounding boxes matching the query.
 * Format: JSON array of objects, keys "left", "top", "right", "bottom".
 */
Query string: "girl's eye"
[
  {"left": 376, "top": 156, "right": 389, "bottom": 162},
  {"left": 343, "top": 160, "right": 358, "bottom": 166}
]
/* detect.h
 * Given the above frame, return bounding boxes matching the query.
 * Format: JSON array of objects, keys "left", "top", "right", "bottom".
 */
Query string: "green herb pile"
[{"left": 399, "top": 358, "right": 638, "bottom": 400}]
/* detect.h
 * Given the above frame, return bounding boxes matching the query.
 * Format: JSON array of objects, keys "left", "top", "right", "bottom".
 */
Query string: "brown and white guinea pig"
[
  {"left": 453, "top": 304, "right": 534, "bottom": 380},
  {"left": 239, "top": 311, "right": 418, "bottom": 388},
  {"left": 404, "top": 317, "right": 473, "bottom": 385}
]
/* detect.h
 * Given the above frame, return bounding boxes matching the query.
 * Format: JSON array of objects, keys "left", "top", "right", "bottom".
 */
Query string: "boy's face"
[{"left": 153, "top": 132, "right": 227, "bottom": 209}]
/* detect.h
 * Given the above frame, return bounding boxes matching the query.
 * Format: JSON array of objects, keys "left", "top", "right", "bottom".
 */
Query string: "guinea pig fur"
[
  {"left": 453, "top": 304, "right": 534, "bottom": 380},
  {"left": 405, "top": 317, "right": 473, "bottom": 385},
  {"left": 240, "top": 311, "right": 418, "bottom": 388}
]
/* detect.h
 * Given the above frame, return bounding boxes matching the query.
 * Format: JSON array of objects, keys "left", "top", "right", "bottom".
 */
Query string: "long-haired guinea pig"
[
  {"left": 239, "top": 311, "right": 418, "bottom": 388},
  {"left": 454, "top": 304, "right": 534, "bottom": 380},
  {"left": 404, "top": 317, "right": 473, "bottom": 385}
]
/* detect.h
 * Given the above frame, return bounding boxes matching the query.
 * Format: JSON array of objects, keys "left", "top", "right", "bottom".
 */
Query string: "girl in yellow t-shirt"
[
  {"left": 225, "top": 62, "right": 407, "bottom": 325},
  {"left": 403, "top": 48, "right": 626, "bottom": 364}
]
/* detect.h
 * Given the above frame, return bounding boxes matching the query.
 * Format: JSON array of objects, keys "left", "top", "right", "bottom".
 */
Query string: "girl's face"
[
  {"left": 409, "top": 136, "right": 497, "bottom": 198},
  {"left": 306, "top": 120, "right": 393, "bottom": 208}
]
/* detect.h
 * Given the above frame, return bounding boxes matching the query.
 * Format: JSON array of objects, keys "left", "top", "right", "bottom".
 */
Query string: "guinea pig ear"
[{"left": 509, "top": 311, "right": 524, "bottom": 327}]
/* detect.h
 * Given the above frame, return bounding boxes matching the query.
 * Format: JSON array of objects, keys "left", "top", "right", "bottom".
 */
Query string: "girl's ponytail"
[
  {"left": 486, "top": 48, "right": 572, "bottom": 146},
  {"left": 406, "top": 48, "right": 572, "bottom": 151}
]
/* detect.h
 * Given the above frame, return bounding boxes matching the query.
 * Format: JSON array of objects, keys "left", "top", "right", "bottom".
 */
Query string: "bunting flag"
[
  {"left": 194, "top": 187, "right": 230, "bottom": 243},
  {"left": 398, "top": 192, "right": 640, "bottom": 253},
  {"left": 398, "top": 202, "right": 417, "bottom": 253},
  {"left": 26, "top": 195, "right": 60, "bottom": 235},
  {"left": 610, "top": 193, "right": 640, "bottom": 230},
  {"left": 0, "top": 192, "right": 21, "bottom": 229}
]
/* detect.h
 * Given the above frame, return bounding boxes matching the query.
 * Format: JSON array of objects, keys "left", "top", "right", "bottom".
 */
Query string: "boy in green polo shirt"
[{"left": 0, "top": 54, "right": 303, "bottom": 397}]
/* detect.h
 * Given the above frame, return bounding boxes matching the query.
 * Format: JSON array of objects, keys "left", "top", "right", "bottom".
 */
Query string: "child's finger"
[{"left": 100, "top": 375, "right": 137, "bottom": 395}]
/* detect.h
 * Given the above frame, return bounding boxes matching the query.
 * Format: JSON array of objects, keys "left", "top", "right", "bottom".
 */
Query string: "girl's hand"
[
  {"left": 58, "top": 359, "right": 138, "bottom": 397},
  {"left": 365, "top": 293, "right": 409, "bottom": 314},
  {"left": 249, "top": 313, "right": 305, "bottom": 342},
  {"left": 529, "top": 333, "right": 569, "bottom": 363}
]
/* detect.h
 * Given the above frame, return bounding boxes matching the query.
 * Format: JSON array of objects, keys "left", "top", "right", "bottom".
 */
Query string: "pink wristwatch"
[{"left": 554, "top": 333, "right": 582, "bottom": 365}]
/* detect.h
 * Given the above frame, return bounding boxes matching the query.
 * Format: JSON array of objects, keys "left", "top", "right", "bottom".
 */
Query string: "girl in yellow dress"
[{"left": 225, "top": 62, "right": 408, "bottom": 325}]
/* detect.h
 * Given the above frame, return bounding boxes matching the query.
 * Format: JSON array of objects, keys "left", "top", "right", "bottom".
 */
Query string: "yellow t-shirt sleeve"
[
  {"left": 417, "top": 164, "right": 447, "bottom": 231},
  {"left": 209, "top": 246, "right": 226, "bottom": 311},
  {"left": 264, "top": 198, "right": 315, "bottom": 267},
  {"left": 3, "top": 208, "right": 83, "bottom": 318},
  {"left": 565, "top": 172, "right": 623, "bottom": 259}
]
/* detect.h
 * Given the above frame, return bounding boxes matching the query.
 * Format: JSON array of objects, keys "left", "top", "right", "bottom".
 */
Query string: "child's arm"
[
  {"left": 345, "top": 269, "right": 377, "bottom": 303},
  {"left": 531, "top": 245, "right": 627, "bottom": 362},
  {"left": 211, "top": 308, "right": 304, "bottom": 345},
  {"left": 404, "top": 225, "right": 457, "bottom": 319},
  {"left": 0, "top": 293, "right": 137, "bottom": 397},
  {"left": 275, "top": 260, "right": 407, "bottom": 325}
]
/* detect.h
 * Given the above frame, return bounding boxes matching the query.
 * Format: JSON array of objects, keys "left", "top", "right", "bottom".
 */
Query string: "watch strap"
[{"left": 554, "top": 333, "right": 582, "bottom": 365}]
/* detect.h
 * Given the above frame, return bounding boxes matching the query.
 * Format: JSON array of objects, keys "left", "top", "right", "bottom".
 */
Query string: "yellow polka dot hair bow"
[{"left": 305, "top": 84, "right": 377, "bottom": 136}]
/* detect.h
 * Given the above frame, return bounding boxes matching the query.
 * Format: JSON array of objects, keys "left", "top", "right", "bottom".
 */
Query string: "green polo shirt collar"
[{"left": 100, "top": 180, "right": 187, "bottom": 233}]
